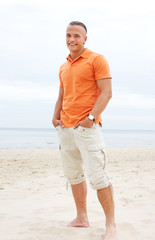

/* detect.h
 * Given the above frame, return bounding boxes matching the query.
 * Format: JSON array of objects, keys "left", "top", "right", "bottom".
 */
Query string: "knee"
[{"left": 88, "top": 172, "right": 111, "bottom": 190}]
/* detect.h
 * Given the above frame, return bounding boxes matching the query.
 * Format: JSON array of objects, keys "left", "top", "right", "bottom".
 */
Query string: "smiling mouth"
[{"left": 69, "top": 43, "right": 77, "bottom": 46}]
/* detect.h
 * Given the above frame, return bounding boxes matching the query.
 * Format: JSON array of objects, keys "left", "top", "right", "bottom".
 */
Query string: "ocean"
[{"left": 0, "top": 128, "right": 155, "bottom": 149}]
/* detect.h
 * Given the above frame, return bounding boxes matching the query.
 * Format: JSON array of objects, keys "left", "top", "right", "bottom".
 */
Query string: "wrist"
[{"left": 87, "top": 114, "right": 95, "bottom": 122}]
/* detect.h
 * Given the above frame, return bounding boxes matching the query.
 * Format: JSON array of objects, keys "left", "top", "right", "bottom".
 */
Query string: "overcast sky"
[{"left": 0, "top": 0, "right": 155, "bottom": 130}]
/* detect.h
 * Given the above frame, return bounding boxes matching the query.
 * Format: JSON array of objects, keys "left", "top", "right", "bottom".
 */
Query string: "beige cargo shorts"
[{"left": 56, "top": 123, "right": 111, "bottom": 190}]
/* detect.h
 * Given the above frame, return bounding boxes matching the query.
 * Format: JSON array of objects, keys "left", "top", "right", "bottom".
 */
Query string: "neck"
[{"left": 70, "top": 48, "right": 86, "bottom": 60}]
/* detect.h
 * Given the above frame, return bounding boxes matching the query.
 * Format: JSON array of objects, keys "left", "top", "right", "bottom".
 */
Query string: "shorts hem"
[
  {"left": 91, "top": 181, "right": 111, "bottom": 190},
  {"left": 68, "top": 177, "right": 85, "bottom": 185}
]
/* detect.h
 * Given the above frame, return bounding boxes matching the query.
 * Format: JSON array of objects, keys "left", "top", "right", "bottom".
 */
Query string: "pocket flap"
[{"left": 87, "top": 145, "right": 105, "bottom": 152}]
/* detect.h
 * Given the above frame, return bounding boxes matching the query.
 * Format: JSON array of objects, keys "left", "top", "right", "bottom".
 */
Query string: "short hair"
[{"left": 69, "top": 21, "right": 87, "bottom": 33}]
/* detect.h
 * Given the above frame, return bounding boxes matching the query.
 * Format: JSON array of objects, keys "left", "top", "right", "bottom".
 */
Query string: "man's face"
[{"left": 66, "top": 25, "right": 87, "bottom": 54}]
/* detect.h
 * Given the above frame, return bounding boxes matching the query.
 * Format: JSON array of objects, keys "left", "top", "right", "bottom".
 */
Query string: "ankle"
[
  {"left": 106, "top": 221, "right": 116, "bottom": 229},
  {"left": 77, "top": 213, "right": 88, "bottom": 220}
]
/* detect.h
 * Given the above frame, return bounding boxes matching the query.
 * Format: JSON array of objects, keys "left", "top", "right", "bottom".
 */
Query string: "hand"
[
  {"left": 52, "top": 119, "right": 64, "bottom": 128},
  {"left": 74, "top": 117, "right": 93, "bottom": 129}
]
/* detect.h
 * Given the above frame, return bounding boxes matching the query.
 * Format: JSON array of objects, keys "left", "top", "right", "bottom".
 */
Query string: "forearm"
[
  {"left": 52, "top": 99, "right": 62, "bottom": 122},
  {"left": 90, "top": 91, "right": 112, "bottom": 119},
  {"left": 52, "top": 86, "right": 64, "bottom": 127},
  {"left": 53, "top": 99, "right": 62, "bottom": 120}
]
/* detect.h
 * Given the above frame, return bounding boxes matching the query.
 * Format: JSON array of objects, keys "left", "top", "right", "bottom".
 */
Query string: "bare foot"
[
  {"left": 103, "top": 225, "right": 118, "bottom": 240},
  {"left": 67, "top": 217, "right": 90, "bottom": 228}
]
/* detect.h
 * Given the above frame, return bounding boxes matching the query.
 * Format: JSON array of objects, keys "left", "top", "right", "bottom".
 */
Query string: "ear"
[{"left": 83, "top": 36, "right": 87, "bottom": 44}]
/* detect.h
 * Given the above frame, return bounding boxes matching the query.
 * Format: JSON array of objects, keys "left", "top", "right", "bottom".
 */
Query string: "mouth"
[{"left": 69, "top": 43, "right": 77, "bottom": 46}]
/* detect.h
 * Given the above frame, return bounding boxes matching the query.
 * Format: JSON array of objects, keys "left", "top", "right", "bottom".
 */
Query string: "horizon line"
[{"left": 0, "top": 127, "right": 155, "bottom": 132}]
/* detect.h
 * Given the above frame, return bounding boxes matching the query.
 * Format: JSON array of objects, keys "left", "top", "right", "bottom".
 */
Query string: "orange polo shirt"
[{"left": 59, "top": 48, "right": 112, "bottom": 127}]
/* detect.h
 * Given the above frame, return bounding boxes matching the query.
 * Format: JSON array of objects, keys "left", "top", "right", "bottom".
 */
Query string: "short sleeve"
[
  {"left": 59, "top": 68, "right": 63, "bottom": 87},
  {"left": 93, "top": 55, "right": 112, "bottom": 80}
]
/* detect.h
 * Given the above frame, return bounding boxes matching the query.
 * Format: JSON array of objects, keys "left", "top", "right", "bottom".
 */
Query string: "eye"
[{"left": 66, "top": 34, "right": 71, "bottom": 37}]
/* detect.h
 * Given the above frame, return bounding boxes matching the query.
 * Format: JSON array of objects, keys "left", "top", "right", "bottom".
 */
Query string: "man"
[{"left": 52, "top": 21, "right": 118, "bottom": 240}]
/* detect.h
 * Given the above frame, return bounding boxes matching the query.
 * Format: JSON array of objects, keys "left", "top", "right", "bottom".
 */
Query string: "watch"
[{"left": 87, "top": 114, "right": 95, "bottom": 122}]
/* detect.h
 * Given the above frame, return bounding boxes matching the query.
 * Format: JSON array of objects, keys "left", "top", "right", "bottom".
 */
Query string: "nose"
[{"left": 69, "top": 36, "right": 75, "bottom": 42}]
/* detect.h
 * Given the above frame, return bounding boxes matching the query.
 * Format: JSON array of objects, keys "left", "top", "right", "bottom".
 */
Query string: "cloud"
[
  {"left": 111, "top": 93, "right": 155, "bottom": 109},
  {"left": 102, "top": 113, "right": 155, "bottom": 130},
  {"left": 0, "top": 82, "right": 59, "bottom": 102}
]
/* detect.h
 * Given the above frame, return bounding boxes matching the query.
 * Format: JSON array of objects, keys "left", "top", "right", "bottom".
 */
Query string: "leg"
[
  {"left": 97, "top": 184, "right": 118, "bottom": 240},
  {"left": 73, "top": 125, "right": 117, "bottom": 236},
  {"left": 67, "top": 180, "right": 89, "bottom": 227},
  {"left": 57, "top": 127, "right": 88, "bottom": 227}
]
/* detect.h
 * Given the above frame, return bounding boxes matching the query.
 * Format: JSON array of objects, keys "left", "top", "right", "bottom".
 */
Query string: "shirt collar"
[{"left": 66, "top": 48, "right": 90, "bottom": 62}]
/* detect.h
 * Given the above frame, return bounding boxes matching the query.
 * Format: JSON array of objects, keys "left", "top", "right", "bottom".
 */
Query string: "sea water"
[{"left": 0, "top": 128, "right": 155, "bottom": 149}]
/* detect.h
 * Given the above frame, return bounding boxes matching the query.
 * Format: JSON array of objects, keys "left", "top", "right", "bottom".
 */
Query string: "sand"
[{"left": 0, "top": 148, "right": 155, "bottom": 240}]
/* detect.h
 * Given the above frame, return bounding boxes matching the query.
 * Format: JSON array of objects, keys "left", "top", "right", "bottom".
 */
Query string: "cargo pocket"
[
  {"left": 86, "top": 145, "right": 110, "bottom": 189},
  {"left": 87, "top": 145, "right": 107, "bottom": 169}
]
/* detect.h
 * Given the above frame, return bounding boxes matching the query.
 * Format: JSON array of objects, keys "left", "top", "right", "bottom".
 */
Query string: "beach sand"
[{"left": 0, "top": 148, "right": 155, "bottom": 240}]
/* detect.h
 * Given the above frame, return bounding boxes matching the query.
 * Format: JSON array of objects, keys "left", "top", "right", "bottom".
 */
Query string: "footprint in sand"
[{"left": 118, "top": 222, "right": 139, "bottom": 237}]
